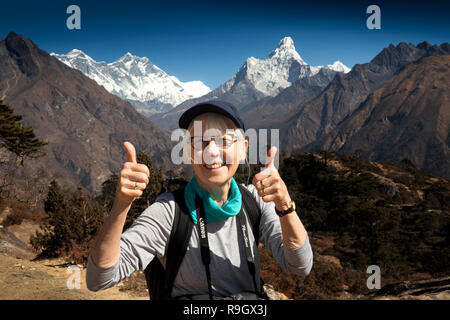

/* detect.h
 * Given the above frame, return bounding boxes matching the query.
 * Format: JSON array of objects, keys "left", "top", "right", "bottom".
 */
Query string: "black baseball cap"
[{"left": 178, "top": 100, "right": 246, "bottom": 131}]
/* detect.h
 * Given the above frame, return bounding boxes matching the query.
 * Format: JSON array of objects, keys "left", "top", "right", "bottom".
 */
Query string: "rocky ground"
[
  {"left": 367, "top": 277, "right": 450, "bottom": 300},
  {"left": 0, "top": 206, "right": 448, "bottom": 300},
  {"left": 0, "top": 206, "right": 289, "bottom": 300},
  {"left": 0, "top": 206, "right": 147, "bottom": 300},
  {"left": 0, "top": 252, "right": 148, "bottom": 300}
]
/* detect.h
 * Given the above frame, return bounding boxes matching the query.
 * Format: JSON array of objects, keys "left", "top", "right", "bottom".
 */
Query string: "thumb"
[
  {"left": 265, "top": 146, "right": 277, "bottom": 169},
  {"left": 123, "top": 141, "right": 137, "bottom": 163}
]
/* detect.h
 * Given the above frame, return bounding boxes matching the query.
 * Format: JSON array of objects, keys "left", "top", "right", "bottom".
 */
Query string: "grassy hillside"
[
  {"left": 244, "top": 151, "right": 449, "bottom": 299},
  {"left": 2, "top": 150, "right": 449, "bottom": 299}
]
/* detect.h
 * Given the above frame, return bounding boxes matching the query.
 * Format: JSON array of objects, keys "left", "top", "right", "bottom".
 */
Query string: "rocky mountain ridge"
[
  {"left": 52, "top": 49, "right": 211, "bottom": 116},
  {"left": 0, "top": 32, "right": 174, "bottom": 192},
  {"left": 150, "top": 36, "right": 350, "bottom": 130},
  {"left": 304, "top": 54, "right": 450, "bottom": 178},
  {"left": 282, "top": 41, "right": 450, "bottom": 153}
]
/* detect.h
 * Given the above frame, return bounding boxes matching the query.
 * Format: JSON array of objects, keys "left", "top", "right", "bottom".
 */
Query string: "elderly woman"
[{"left": 87, "top": 101, "right": 313, "bottom": 299}]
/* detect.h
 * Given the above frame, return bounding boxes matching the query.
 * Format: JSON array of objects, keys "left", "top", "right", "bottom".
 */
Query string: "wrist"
[
  {"left": 275, "top": 199, "right": 295, "bottom": 218},
  {"left": 111, "top": 195, "right": 133, "bottom": 214},
  {"left": 275, "top": 195, "right": 292, "bottom": 211}
]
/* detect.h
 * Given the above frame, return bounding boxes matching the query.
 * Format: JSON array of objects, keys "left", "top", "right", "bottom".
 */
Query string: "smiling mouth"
[{"left": 204, "top": 163, "right": 224, "bottom": 169}]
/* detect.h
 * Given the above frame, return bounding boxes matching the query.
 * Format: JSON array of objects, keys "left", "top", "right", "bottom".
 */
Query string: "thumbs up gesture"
[
  {"left": 116, "top": 141, "right": 150, "bottom": 204},
  {"left": 252, "top": 146, "right": 292, "bottom": 212}
]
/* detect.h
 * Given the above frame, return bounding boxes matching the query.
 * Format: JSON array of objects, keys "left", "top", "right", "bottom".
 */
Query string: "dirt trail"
[
  {"left": 0, "top": 207, "right": 147, "bottom": 300},
  {"left": 0, "top": 253, "right": 148, "bottom": 300}
]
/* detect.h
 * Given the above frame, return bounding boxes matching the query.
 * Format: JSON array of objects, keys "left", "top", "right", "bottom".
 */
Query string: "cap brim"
[{"left": 178, "top": 103, "right": 243, "bottom": 130}]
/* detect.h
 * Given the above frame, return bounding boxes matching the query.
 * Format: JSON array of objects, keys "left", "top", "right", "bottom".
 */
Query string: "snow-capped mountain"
[
  {"left": 243, "top": 36, "right": 309, "bottom": 96},
  {"left": 150, "top": 36, "right": 351, "bottom": 129},
  {"left": 327, "top": 61, "right": 351, "bottom": 73},
  {"left": 51, "top": 50, "right": 211, "bottom": 115},
  {"left": 53, "top": 37, "right": 349, "bottom": 123},
  {"left": 216, "top": 36, "right": 350, "bottom": 98}
]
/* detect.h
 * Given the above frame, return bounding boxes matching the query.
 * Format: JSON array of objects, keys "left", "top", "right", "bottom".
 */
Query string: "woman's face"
[{"left": 189, "top": 114, "right": 248, "bottom": 189}]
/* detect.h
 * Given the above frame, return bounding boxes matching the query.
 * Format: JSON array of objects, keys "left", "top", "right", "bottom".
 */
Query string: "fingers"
[
  {"left": 252, "top": 148, "right": 278, "bottom": 196},
  {"left": 123, "top": 179, "right": 147, "bottom": 191},
  {"left": 120, "top": 171, "right": 149, "bottom": 194},
  {"left": 119, "top": 185, "right": 143, "bottom": 198},
  {"left": 122, "top": 163, "right": 150, "bottom": 181},
  {"left": 118, "top": 141, "right": 150, "bottom": 202},
  {"left": 252, "top": 166, "right": 276, "bottom": 186},
  {"left": 117, "top": 177, "right": 147, "bottom": 200},
  {"left": 124, "top": 171, "right": 149, "bottom": 184},
  {"left": 260, "top": 191, "right": 278, "bottom": 202},
  {"left": 252, "top": 168, "right": 285, "bottom": 203},
  {"left": 124, "top": 141, "right": 137, "bottom": 164},
  {"left": 258, "top": 184, "right": 281, "bottom": 202},
  {"left": 251, "top": 149, "right": 290, "bottom": 206},
  {"left": 255, "top": 175, "right": 278, "bottom": 196}
]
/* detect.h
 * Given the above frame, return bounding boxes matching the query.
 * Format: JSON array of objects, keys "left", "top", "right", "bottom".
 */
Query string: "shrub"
[
  {"left": 277, "top": 150, "right": 450, "bottom": 295},
  {"left": 30, "top": 180, "right": 106, "bottom": 259},
  {"left": 2, "top": 212, "right": 23, "bottom": 227},
  {"left": 1, "top": 202, "right": 36, "bottom": 227}
]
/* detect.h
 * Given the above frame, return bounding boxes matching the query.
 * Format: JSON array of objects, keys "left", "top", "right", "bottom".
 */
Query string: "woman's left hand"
[{"left": 252, "top": 146, "right": 292, "bottom": 211}]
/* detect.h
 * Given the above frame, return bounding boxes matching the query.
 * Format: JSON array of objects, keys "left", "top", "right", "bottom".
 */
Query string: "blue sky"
[{"left": 0, "top": 0, "right": 449, "bottom": 89}]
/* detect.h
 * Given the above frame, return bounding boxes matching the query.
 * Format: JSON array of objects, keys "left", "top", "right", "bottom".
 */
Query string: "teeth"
[{"left": 205, "top": 163, "right": 223, "bottom": 169}]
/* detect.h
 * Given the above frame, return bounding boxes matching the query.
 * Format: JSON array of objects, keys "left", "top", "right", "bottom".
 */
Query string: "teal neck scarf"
[{"left": 184, "top": 176, "right": 242, "bottom": 224}]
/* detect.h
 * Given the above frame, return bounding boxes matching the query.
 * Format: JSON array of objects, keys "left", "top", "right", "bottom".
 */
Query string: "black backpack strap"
[
  {"left": 165, "top": 188, "right": 194, "bottom": 297},
  {"left": 145, "top": 252, "right": 164, "bottom": 299},
  {"left": 145, "top": 187, "right": 194, "bottom": 300},
  {"left": 237, "top": 184, "right": 268, "bottom": 297},
  {"left": 238, "top": 184, "right": 262, "bottom": 244}
]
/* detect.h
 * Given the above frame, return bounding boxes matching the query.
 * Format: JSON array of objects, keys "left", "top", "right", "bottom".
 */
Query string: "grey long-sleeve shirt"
[{"left": 86, "top": 184, "right": 313, "bottom": 297}]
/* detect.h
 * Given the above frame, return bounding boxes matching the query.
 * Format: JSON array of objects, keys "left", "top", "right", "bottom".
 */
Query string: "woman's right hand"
[{"left": 115, "top": 141, "right": 150, "bottom": 204}]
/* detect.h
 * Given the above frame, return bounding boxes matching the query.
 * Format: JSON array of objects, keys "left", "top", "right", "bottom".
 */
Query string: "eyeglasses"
[{"left": 190, "top": 134, "right": 239, "bottom": 150}]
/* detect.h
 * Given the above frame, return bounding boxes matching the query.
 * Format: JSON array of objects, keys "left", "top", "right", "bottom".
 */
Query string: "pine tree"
[
  {"left": 30, "top": 180, "right": 69, "bottom": 256},
  {"left": 30, "top": 180, "right": 106, "bottom": 258},
  {"left": 0, "top": 101, "right": 47, "bottom": 199},
  {"left": 70, "top": 187, "right": 106, "bottom": 243},
  {"left": 0, "top": 101, "right": 47, "bottom": 163}
]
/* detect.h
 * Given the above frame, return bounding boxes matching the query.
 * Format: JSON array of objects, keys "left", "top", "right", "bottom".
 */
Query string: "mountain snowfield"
[
  {"left": 52, "top": 36, "right": 350, "bottom": 116},
  {"left": 51, "top": 50, "right": 211, "bottom": 113},
  {"left": 326, "top": 61, "right": 351, "bottom": 73},
  {"left": 220, "top": 36, "right": 350, "bottom": 97}
]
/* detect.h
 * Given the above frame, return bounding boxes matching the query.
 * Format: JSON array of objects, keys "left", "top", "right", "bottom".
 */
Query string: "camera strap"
[
  {"left": 196, "top": 196, "right": 214, "bottom": 300},
  {"left": 195, "top": 195, "right": 260, "bottom": 300}
]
